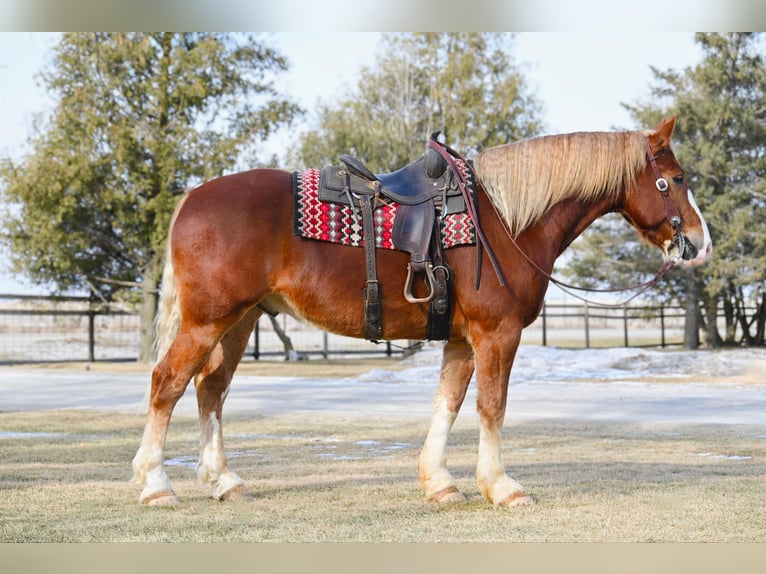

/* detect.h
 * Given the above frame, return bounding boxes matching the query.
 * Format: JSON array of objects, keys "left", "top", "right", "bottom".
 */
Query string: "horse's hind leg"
[
  {"left": 194, "top": 307, "right": 261, "bottom": 501},
  {"left": 132, "top": 321, "right": 228, "bottom": 505},
  {"left": 418, "top": 341, "right": 474, "bottom": 503}
]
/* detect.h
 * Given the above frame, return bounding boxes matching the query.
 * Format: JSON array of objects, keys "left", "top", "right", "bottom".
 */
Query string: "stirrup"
[{"left": 404, "top": 262, "right": 436, "bottom": 304}]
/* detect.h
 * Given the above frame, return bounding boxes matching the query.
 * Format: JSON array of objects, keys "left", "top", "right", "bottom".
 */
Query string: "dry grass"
[
  {"left": 7, "top": 357, "right": 407, "bottom": 378},
  {"left": 1, "top": 409, "right": 764, "bottom": 542}
]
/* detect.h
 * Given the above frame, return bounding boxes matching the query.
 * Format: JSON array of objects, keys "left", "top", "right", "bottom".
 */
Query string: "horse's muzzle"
[
  {"left": 681, "top": 235, "right": 699, "bottom": 261},
  {"left": 678, "top": 233, "right": 712, "bottom": 267}
]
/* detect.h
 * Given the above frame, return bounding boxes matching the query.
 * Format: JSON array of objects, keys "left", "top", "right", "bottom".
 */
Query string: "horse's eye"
[{"left": 672, "top": 175, "right": 684, "bottom": 185}]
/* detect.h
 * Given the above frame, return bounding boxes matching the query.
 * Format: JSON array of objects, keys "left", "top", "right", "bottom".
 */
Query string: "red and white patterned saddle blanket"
[{"left": 292, "top": 168, "right": 475, "bottom": 250}]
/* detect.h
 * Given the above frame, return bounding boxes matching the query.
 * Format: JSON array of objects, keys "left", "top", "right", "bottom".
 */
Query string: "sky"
[{"left": 0, "top": 32, "right": 704, "bottom": 294}]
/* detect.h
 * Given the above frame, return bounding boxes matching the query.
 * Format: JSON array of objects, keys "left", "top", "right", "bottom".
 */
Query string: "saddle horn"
[{"left": 425, "top": 131, "right": 448, "bottom": 179}]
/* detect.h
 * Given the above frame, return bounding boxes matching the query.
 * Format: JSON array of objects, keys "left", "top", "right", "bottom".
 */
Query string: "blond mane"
[{"left": 474, "top": 130, "right": 649, "bottom": 236}]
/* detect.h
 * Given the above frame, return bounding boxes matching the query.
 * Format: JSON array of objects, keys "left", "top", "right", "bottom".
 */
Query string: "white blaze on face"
[{"left": 684, "top": 189, "right": 713, "bottom": 267}]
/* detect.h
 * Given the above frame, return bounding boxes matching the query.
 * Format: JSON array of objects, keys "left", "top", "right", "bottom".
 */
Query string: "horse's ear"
[{"left": 650, "top": 115, "right": 676, "bottom": 149}]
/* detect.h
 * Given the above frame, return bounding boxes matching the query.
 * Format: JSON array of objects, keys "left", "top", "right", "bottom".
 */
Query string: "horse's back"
[
  {"left": 179, "top": 168, "right": 291, "bottom": 219},
  {"left": 173, "top": 168, "right": 292, "bottom": 245}
]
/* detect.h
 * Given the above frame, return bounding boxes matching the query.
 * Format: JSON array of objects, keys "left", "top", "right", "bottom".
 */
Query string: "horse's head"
[{"left": 621, "top": 116, "right": 712, "bottom": 267}]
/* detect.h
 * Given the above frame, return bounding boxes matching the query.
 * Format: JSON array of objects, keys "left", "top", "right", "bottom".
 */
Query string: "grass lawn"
[{"left": 1, "top": 409, "right": 764, "bottom": 542}]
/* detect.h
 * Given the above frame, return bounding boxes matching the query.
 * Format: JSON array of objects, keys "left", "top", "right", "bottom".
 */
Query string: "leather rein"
[{"left": 428, "top": 137, "right": 683, "bottom": 309}]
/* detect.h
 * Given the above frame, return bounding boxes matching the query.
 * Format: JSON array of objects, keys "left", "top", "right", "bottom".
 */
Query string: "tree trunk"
[
  {"left": 757, "top": 292, "right": 766, "bottom": 346},
  {"left": 683, "top": 269, "right": 700, "bottom": 350},
  {"left": 702, "top": 294, "right": 723, "bottom": 348},
  {"left": 723, "top": 294, "right": 737, "bottom": 344},
  {"left": 137, "top": 255, "right": 161, "bottom": 363},
  {"left": 268, "top": 315, "right": 303, "bottom": 360},
  {"left": 735, "top": 288, "right": 755, "bottom": 346}
]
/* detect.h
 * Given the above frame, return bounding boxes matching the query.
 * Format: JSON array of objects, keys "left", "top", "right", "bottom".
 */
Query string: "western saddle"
[{"left": 317, "top": 132, "right": 475, "bottom": 341}]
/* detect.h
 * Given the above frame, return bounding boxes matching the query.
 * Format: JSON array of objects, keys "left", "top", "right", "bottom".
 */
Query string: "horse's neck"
[
  {"left": 558, "top": 193, "right": 619, "bottom": 252},
  {"left": 507, "top": 191, "right": 622, "bottom": 273}
]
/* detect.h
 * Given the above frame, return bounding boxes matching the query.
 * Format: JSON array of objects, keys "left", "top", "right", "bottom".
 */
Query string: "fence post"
[
  {"left": 623, "top": 305, "right": 629, "bottom": 347},
  {"left": 660, "top": 305, "right": 666, "bottom": 348},
  {"left": 253, "top": 320, "right": 260, "bottom": 360},
  {"left": 322, "top": 331, "right": 329, "bottom": 359},
  {"left": 88, "top": 294, "right": 96, "bottom": 362},
  {"left": 541, "top": 302, "right": 547, "bottom": 346},
  {"left": 584, "top": 301, "right": 590, "bottom": 349}
]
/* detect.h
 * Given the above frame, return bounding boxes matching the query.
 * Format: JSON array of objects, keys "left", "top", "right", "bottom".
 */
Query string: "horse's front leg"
[
  {"left": 418, "top": 340, "right": 475, "bottom": 503},
  {"left": 473, "top": 326, "right": 534, "bottom": 507}
]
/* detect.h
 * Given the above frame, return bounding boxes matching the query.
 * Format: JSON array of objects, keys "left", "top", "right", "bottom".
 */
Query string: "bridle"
[
  {"left": 645, "top": 140, "right": 686, "bottom": 260},
  {"left": 428, "top": 136, "right": 687, "bottom": 309}
]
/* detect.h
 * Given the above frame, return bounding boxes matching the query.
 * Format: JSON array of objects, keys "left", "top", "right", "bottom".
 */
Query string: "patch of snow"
[
  {"left": 696, "top": 453, "right": 752, "bottom": 461},
  {"left": 2, "top": 345, "right": 765, "bottom": 425},
  {"left": 0, "top": 431, "right": 67, "bottom": 439}
]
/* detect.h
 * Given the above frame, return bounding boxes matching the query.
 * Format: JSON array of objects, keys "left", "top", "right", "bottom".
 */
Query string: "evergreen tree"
[
  {"left": 567, "top": 33, "right": 766, "bottom": 347},
  {"left": 290, "top": 33, "right": 543, "bottom": 171},
  {"left": 0, "top": 33, "right": 301, "bottom": 360}
]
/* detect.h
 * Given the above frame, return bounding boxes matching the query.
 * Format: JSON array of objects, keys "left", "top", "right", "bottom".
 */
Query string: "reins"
[
  {"left": 428, "top": 136, "right": 681, "bottom": 309},
  {"left": 496, "top": 225, "right": 677, "bottom": 308},
  {"left": 428, "top": 137, "right": 507, "bottom": 290}
]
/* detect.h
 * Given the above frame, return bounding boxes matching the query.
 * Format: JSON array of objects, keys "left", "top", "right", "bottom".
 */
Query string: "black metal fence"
[
  {"left": 0, "top": 293, "right": 705, "bottom": 363},
  {"left": 0, "top": 294, "right": 417, "bottom": 363},
  {"left": 0, "top": 294, "right": 139, "bottom": 363}
]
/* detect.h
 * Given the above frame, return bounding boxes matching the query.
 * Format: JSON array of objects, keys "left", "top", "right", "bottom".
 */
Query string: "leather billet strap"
[
  {"left": 425, "top": 220, "right": 452, "bottom": 341},
  {"left": 358, "top": 190, "right": 383, "bottom": 341}
]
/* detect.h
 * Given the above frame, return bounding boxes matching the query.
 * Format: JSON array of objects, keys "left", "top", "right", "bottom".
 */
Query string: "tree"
[
  {"left": 566, "top": 33, "right": 766, "bottom": 348},
  {"left": 290, "top": 33, "right": 543, "bottom": 171},
  {"left": 0, "top": 33, "right": 301, "bottom": 361}
]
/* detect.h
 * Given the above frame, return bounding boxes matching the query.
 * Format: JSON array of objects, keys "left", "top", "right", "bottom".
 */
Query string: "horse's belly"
[{"left": 262, "top": 275, "right": 431, "bottom": 341}]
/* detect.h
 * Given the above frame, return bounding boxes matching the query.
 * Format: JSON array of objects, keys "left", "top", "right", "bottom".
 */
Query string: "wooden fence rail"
[{"left": 533, "top": 302, "right": 688, "bottom": 349}]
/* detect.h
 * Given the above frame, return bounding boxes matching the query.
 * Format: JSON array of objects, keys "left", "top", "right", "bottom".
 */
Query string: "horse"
[{"left": 131, "top": 116, "right": 712, "bottom": 508}]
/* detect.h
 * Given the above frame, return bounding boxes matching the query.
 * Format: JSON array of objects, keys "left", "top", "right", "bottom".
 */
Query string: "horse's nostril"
[{"left": 682, "top": 236, "right": 699, "bottom": 261}]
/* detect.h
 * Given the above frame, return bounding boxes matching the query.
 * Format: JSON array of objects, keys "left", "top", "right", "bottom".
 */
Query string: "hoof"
[
  {"left": 218, "top": 484, "right": 249, "bottom": 502},
  {"left": 429, "top": 486, "right": 467, "bottom": 504},
  {"left": 142, "top": 492, "right": 181, "bottom": 506},
  {"left": 500, "top": 492, "right": 534, "bottom": 508}
]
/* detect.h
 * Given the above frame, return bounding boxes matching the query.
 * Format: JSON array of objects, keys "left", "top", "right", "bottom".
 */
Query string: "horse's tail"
[{"left": 153, "top": 193, "right": 189, "bottom": 365}]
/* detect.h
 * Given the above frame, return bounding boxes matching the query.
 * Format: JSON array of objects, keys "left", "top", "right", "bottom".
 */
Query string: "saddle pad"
[{"left": 293, "top": 169, "right": 475, "bottom": 250}]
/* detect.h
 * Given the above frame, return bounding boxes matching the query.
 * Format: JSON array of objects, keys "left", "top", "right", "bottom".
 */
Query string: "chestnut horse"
[{"left": 132, "top": 117, "right": 711, "bottom": 508}]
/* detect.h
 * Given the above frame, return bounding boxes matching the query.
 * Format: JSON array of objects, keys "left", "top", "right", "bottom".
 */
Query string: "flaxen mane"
[{"left": 475, "top": 130, "right": 650, "bottom": 236}]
